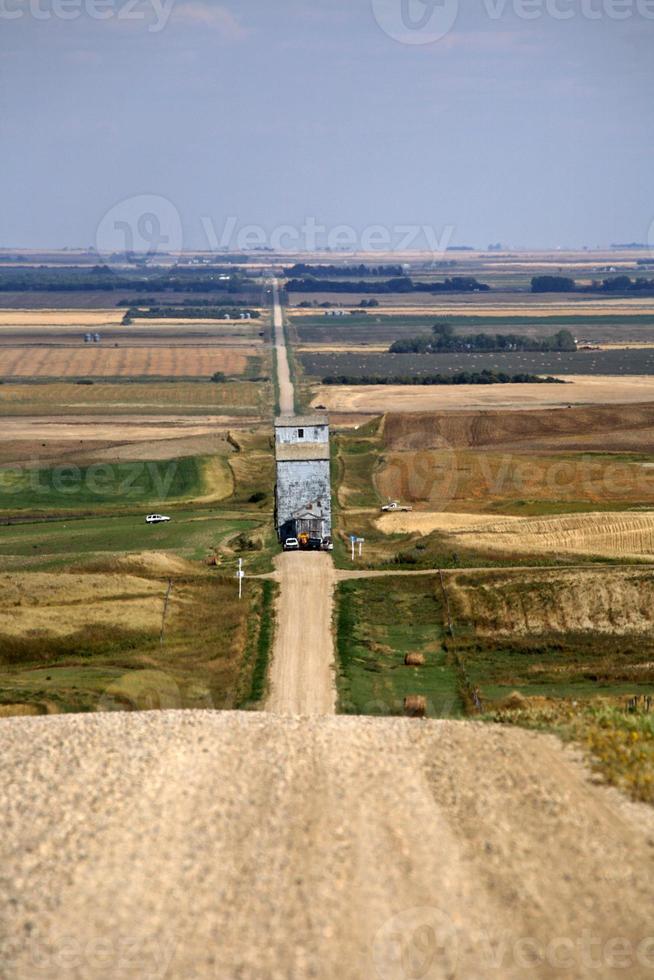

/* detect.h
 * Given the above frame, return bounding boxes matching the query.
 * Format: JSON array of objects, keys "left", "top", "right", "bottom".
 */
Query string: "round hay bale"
[
  {"left": 404, "top": 695, "right": 427, "bottom": 719},
  {"left": 404, "top": 652, "right": 426, "bottom": 667},
  {"left": 498, "top": 691, "right": 528, "bottom": 712}
]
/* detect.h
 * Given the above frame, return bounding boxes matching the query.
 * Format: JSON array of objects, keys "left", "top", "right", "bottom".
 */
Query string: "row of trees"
[
  {"left": 389, "top": 323, "right": 577, "bottom": 354},
  {"left": 532, "top": 275, "right": 654, "bottom": 294},
  {"left": 322, "top": 371, "right": 565, "bottom": 386},
  {"left": 123, "top": 306, "right": 261, "bottom": 320},
  {"left": 0, "top": 266, "right": 256, "bottom": 294},
  {"left": 283, "top": 263, "right": 405, "bottom": 277},
  {"left": 286, "top": 276, "right": 490, "bottom": 294}
]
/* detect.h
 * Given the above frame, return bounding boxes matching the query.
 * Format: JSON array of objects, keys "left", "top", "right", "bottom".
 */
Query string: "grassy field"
[
  {"left": 335, "top": 577, "right": 463, "bottom": 718},
  {"left": 0, "top": 512, "right": 263, "bottom": 569},
  {"left": 0, "top": 455, "right": 232, "bottom": 514}
]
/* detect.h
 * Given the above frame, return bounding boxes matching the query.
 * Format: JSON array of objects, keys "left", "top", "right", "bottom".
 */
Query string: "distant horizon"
[{"left": 0, "top": 243, "right": 652, "bottom": 256}]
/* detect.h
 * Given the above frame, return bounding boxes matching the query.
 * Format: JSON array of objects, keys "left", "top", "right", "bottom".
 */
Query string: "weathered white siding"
[{"left": 276, "top": 459, "right": 332, "bottom": 536}]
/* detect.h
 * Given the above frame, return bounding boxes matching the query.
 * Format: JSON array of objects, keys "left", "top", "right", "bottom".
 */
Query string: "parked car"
[
  {"left": 380, "top": 501, "right": 413, "bottom": 513},
  {"left": 146, "top": 514, "right": 171, "bottom": 524},
  {"left": 322, "top": 537, "right": 334, "bottom": 551},
  {"left": 307, "top": 537, "right": 323, "bottom": 551},
  {"left": 283, "top": 537, "right": 300, "bottom": 551}
]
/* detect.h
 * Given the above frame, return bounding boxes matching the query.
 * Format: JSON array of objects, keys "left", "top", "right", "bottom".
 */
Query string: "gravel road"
[
  {"left": 273, "top": 281, "right": 294, "bottom": 415},
  {"left": 1, "top": 710, "right": 653, "bottom": 979},
  {"left": 266, "top": 552, "right": 337, "bottom": 716}
]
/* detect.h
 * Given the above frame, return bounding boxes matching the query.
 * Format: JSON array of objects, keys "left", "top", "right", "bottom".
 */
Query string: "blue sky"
[{"left": 1, "top": 0, "right": 652, "bottom": 249}]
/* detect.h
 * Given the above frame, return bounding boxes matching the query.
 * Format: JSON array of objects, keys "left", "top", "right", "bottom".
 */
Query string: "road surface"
[
  {"left": 273, "top": 280, "right": 294, "bottom": 415},
  {"left": 266, "top": 552, "right": 337, "bottom": 715},
  {"left": 2, "top": 710, "right": 654, "bottom": 979}
]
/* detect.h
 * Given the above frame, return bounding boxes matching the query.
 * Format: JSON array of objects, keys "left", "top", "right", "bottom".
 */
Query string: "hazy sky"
[{"left": 1, "top": 0, "right": 653, "bottom": 250}]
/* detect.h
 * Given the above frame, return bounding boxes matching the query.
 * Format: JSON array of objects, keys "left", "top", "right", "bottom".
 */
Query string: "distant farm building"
[{"left": 274, "top": 414, "right": 332, "bottom": 543}]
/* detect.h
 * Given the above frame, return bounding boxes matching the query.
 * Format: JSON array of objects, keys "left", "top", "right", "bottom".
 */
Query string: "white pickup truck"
[{"left": 380, "top": 502, "right": 413, "bottom": 513}]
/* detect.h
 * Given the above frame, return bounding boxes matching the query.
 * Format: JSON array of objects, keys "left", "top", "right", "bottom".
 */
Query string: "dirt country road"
[
  {"left": 266, "top": 552, "right": 337, "bottom": 715},
  {"left": 272, "top": 280, "right": 294, "bottom": 415},
  {"left": 2, "top": 710, "right": 654, "bottom": 979}
]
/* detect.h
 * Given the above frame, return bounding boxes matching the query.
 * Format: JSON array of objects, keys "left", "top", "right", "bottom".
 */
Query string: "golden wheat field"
[
  {"left": 0, "top": 347, "right": 249, "bottom": 378},
  {"left": 376, "top": 510, "right": 654, "bottom": 561}
]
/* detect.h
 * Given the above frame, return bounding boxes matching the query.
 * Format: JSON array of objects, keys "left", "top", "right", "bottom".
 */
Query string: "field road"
[
  {"left": 266, "top": 552, "right": 337, "bottom": 715},
  {"left": 2, "top": 710, "right": 654, "bottom": 979},
  {"left": 273, "top": 280, "right": 294, "bottom": 415}
]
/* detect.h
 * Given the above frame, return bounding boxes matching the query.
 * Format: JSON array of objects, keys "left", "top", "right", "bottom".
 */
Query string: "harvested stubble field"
[
  {"left": 0, "top": 310, "right": 125, "bottom": 327},
  {"left": 378, "top": 510, "right": 654, "bottom": 561},
  {"left": 0, "top": 346, "right": 250, "bottom": 378},
  {"left": 312, "top": 377, "right": 654, "bottom": 413}
]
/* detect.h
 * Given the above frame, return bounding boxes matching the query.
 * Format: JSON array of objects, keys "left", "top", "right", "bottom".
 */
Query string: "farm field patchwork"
[{"left": 331, "top": 407, "right": 654, "bottom": 569}]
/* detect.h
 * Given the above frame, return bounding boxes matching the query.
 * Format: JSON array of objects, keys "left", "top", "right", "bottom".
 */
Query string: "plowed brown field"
[{"left": 383, "top": 403, "right": 654, "bottom": 452}]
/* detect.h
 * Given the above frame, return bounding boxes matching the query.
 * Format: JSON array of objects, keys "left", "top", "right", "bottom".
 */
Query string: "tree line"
[
  {"left": 322, "top": 370, "right": 566, "bottom": 386},
  {"left": 283, "top": 263, "right": 405, "bottom": 277},
  {"left": 532, "top": 275, "right": 654, "bottom": 294},
  {"left": 286, "top": 276, "right": 490, "bottom": 294},
  {"left": 389, "top": 323, "right": 577, "bottom": 354},
  {"left": 0, "top": 266, "right": 256, "bottom": 293}
]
